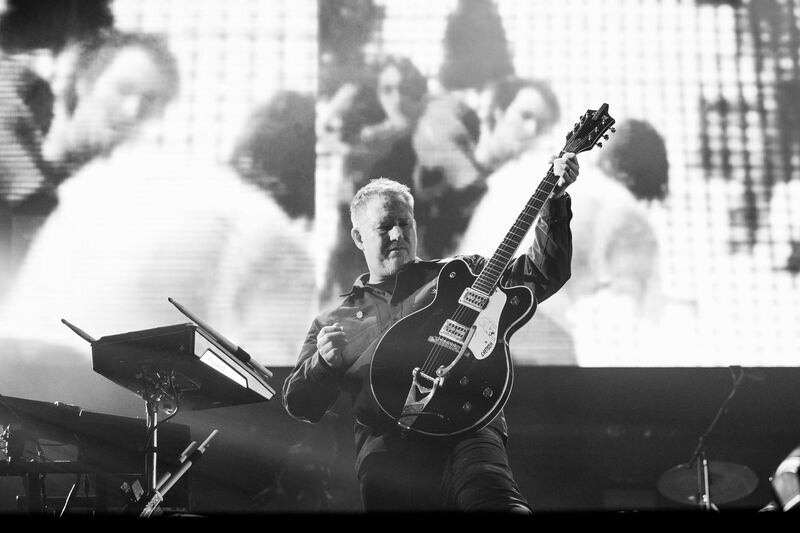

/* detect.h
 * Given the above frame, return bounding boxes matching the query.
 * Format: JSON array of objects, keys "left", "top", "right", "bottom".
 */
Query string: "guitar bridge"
[{"left": 427, "top": 335, "right": 461, "bottom": 353}]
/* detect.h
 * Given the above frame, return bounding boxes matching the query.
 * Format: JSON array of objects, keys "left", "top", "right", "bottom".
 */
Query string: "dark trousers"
[{"left": 357, "top": 427, "right": 532, "bottom": 513}]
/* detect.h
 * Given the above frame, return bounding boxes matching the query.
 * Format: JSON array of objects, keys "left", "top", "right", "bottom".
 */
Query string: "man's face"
[
  {"left": 502, "top": 87, "right": 549, "bottom": 146},
  {"left": 479, "top": 86, "right": 550, "bottom": 165},
  {"left": 351, "top": 194, "right": 418, "bottom": 283},
  {"left": 44, "top": 46, "right": 170, "bottom": 164},
  {"left": 377, "top": 65, "right": 424, "bottom": 124}
]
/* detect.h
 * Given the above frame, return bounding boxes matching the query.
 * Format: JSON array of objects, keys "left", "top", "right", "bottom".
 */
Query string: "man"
[
  {"left": 283, "top": 149, "right": 577, "bottom": 512},
  {"left": 0, "top": 31, "right": 317, "bottom": 403}
]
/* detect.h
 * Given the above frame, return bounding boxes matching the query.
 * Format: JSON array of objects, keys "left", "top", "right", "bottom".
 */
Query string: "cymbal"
[{"left": 657, "top": 461, "right": 759, "bottom": 505}]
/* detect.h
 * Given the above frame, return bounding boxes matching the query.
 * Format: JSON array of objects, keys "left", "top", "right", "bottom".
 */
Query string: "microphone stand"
[
  {"left": 687, "top": 367, "right": 747, "bottom": 511},
  {"left": 139, "top": 429, "right": 219, "bottom": 517}
]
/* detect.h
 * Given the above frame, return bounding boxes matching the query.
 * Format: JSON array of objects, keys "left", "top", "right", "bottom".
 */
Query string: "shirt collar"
[
  {"left": 339, "top": 272, "right": 370, "bottom": 298},
  {"left": 338, "top": 258, "right": 444, "bottom": 298}
]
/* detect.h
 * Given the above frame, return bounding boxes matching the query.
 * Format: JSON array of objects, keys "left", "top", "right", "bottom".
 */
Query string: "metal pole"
[{"left": 145, "top": 400, "right": 158, "bottom": 496}]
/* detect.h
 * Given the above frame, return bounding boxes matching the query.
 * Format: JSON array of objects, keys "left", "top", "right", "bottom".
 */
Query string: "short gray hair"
[{"left": 349, "top": 177, "right": 414, "bottom": 227}]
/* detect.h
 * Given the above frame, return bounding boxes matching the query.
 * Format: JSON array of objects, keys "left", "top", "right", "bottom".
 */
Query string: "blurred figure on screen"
[
  {"left": 319, "top": 55, "right": 425, "bottom": 193},
  {"left": 597, "top": 118, "right": 669, "bottom": 204},
  {"left": 373, "top": 56, "right": 488, "bottom": 259},
  {"left": 0, "top": 0, "right": 114, "bottom": 297},
  {"left": 567, "top": 118, "right": 666, "bottom": 310},
  {"left": 319, "top": 54, "right": 486, "bottom": 303},
  {"left": 40, "top": 31, "right": 179, "bottom": 172},
  {"left": 456, "top": 76, "right": 576, "bottom": 365},
  {"left": 0, "top": 31, "right": 317, "bottom": 388},
  {"left": 460, "top": 81, "right": 669, "bottom": 365},
  {"left": 587, "top": 118, "right": 667, "bottom": 320},
  {"left": 535, "top": 117, "right": 668, "bottom": 366},
  {"left": 318, "top": 55, "right": 427, "bottom": 304},
  {"left": 0, "top": 62, "right": 57, "bottom": 206},
  {"left": 230, "top": 90, "right": 316, "bottom": 226},
  {"left": 471, "top": 77, "right": 562, "bottom": 176},
  {"left": 0, "top": 59, "right": 59, "bottom": 298},
  {"left": 412, "top": 92, "right": 488, "bottom": 259}
]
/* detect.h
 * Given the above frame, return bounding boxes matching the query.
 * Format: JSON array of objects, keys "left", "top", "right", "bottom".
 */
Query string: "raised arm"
[{"left": 505, "top": 192, "right": 573, "bottom": 303}]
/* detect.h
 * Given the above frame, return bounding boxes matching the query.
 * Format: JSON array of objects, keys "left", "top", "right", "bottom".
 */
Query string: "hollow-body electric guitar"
[{"left": 369, "top": 104, "right": 616, "bottom": 437}]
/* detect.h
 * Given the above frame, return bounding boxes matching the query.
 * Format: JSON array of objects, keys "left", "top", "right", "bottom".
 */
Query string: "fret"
[
  {"left": 470, "top": 105, "right": 616, "bottom": 295},
  {"left": 368, "top": 105, "right": 615, "bottom": 438}
]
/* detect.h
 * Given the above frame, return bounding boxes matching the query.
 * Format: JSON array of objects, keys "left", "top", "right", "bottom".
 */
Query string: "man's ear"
[{"left": 351, "top": 227, "right": 364, "bottom": 250}]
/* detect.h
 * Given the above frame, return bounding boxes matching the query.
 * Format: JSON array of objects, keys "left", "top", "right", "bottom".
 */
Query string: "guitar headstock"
[{"left": 564, "top": 103, "right": 616, "bottom": 155}]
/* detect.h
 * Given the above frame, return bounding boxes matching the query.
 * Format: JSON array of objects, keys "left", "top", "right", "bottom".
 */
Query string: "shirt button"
[{"left": 356, "top": 310, "right": 364, "bottom": 319}]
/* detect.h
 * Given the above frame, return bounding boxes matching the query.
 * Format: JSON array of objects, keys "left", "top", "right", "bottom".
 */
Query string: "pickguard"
[
  {"left": 368, "top": 104, "right": 616, "bottom": 437},
  {"left": 468, "top": 290, "right": 504, "bottom": 360}
]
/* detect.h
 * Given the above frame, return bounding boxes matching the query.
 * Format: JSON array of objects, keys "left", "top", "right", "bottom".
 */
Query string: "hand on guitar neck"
[
  {"left": 368, "top": 104, "right": 615, "bottom": 437},
  {"left": 549, "top": 151, "right": 579, "bottom": 199}
]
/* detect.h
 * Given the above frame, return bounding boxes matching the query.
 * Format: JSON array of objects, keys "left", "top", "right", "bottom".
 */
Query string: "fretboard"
[{"left": 473, "top": 165, "right": 561, "bottom": 295}]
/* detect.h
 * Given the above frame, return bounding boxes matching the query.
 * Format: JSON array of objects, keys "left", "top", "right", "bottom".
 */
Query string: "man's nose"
[{"left": 388, "top": 226, "right": 402, "bottom": 241}]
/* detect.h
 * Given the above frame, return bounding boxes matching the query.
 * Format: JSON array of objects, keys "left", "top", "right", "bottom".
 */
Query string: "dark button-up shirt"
[{"left": 283, "top": 194, "right": 573, "bottom": 473}]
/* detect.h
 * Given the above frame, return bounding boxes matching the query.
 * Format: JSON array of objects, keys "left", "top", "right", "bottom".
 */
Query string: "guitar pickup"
[
  {"left": 427, "top": 335, "right": 461, "bottom": 353},
  {"left": 458, "top": 288, "right": 490, "bottom": 311},
  {"left": 440, "top": 319, "right": 469, "bottom": 344}
]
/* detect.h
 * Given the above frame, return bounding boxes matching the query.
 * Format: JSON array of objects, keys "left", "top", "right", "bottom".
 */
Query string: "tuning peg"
[
  {"left": 596, "top": 142, "right": 603, "bottom": 148},
  {"left": 610, "top": 127, "right": 616, "bottom": 133},
  {"left": 602, "top": 134, "right": 610, "bottom": 140}
]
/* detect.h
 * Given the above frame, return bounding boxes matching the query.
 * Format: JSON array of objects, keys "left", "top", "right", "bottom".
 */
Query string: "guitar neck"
[
  {"left": 473, "top": 158, "right": 563, "bottom": 296},
  {"left": 470, "top": 103, "right": 616, "bottom": 296}
]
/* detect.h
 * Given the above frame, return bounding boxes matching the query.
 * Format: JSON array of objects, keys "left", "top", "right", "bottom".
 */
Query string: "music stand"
[{"left": 62, "top": 298, "right": 276, "bottom": 516}]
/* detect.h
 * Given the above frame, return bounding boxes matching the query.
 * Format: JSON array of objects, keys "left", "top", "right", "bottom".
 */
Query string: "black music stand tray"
[{"left": 62, "top": 300, "right": 276, "bottom": 516}]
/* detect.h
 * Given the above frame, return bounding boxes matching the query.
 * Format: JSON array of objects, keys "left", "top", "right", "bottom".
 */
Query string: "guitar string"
[
  {"left": 420, "top": 168, "right": 562, "bottom": 378},
  {"left": 419, "top": 146, "right": 573, "bottom": 376},
  {"left": 415, "top": 123, "right": 601, "bottom": 388},
  {"left": 398, "top": 114, "right": 612, "bottom": 428}
]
